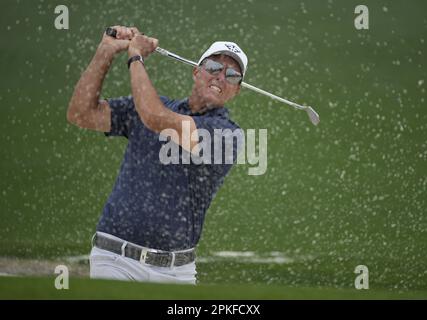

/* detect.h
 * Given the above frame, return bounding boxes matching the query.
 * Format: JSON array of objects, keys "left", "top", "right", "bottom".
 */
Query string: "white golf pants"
[{"left": 89, "top": 233, "right": 197, "bottom": 285}]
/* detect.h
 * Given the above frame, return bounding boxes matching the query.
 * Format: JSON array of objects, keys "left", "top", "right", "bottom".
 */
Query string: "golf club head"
[{"left": 306, "top": 106, "right": 320, "bottom": 126}]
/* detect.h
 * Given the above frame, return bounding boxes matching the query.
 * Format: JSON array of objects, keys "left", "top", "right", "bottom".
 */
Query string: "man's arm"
[
  {"left": 127, "top": 31, "right": 199, "bottom": 153},
  {"left": 67, "top": 26, "right": 134, "bottom": 132}
]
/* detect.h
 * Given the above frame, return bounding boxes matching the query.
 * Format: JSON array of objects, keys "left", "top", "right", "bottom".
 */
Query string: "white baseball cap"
[{"left": 197, "top": 41, "right": 248, "bottom": 77}]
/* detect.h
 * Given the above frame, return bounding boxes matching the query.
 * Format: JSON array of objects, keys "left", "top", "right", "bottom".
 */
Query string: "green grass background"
[
  {"left": 1, "top": 276, "right": 426, "bottom": 299},
  {"left": 0, "top": 0, "right": 426, "bottom": 296}
]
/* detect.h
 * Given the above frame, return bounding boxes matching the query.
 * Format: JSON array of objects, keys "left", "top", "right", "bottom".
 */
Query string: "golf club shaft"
[
  {"left": 155, "top": 47, "right": 306, "bottom": 110},
  {"left": 155, "top": 47, "right": 197, "bottom": 67},
  {"left": 105, "top": 27, "right": 320, "bottom": 125},
  {"left": 157, "top": 46, "right": 320, "bottom": 126}
]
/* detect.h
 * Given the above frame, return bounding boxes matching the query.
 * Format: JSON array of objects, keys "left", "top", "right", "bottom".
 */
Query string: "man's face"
[{"left": 192, "top": 54, "right": 242, "bottom": 108}]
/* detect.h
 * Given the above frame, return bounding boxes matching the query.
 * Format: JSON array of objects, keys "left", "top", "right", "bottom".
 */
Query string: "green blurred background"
[{"left": 0, "top": 0, "right": 426, "bottom": 292}]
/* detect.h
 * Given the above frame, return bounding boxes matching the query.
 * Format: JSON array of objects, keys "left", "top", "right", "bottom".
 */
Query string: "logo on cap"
[{"left": 224, "top": 44, "right": 241, "bottom": 53}]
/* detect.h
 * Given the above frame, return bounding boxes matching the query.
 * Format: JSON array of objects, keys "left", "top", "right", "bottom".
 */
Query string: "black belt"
[{"left": 93, "top": 233, "right": 196, "bottom": 268}]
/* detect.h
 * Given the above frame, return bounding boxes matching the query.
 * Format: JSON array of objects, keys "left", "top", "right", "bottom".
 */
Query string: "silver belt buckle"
[
  {"left": 121, "top": 241, "right": 128, "bottom": 257},
  {"left": 169, "top": 252, "right": 176, "bottom": 268},
  {"left": 139, "top": 248, "right": 149, "bottom": 264}
]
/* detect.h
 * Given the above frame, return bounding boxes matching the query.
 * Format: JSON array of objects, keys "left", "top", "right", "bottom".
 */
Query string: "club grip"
[{"left": 105, "top": 27, "right": 117, "bottom": 38}]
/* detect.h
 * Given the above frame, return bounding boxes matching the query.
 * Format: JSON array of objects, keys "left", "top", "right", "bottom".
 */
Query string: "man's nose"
[{"left": 214, "top": 69, "right": 227, "bottom": 83}]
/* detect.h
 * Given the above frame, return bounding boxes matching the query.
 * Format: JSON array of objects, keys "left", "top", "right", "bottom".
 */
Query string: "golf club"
[{"left": 105, "top": 27, "right": 320, "bottom": 126}]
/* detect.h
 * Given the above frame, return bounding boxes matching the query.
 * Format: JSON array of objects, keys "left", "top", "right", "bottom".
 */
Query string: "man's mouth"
[{"left": 209, "top": 84, "right": 222, "bottom": 94}]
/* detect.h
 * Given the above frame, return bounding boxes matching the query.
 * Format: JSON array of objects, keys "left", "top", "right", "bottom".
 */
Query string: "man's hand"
[
  {"left": 128, "top": 28, "right": 159, "bottom": 58},
  {"left": 98, "top": 25, "right": 135, "bottom": 57}
]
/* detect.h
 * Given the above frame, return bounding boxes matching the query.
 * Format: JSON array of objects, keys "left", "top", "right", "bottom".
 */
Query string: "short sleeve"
[
  {"left": 104, "top": 96, "right": 140, "bottom": 138},
  {"left": 192, "top": 115, "right": 244, "bottom": 175}
]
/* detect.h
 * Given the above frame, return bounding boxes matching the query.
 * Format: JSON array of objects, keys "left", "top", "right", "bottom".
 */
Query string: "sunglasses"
[{"left": 201, "top": 59, "right": 243, "bottom": 85}]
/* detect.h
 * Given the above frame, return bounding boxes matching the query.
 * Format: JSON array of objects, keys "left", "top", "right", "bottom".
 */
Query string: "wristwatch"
[{"left": 127, "top": 55, "right": 144, "bottom": 69}]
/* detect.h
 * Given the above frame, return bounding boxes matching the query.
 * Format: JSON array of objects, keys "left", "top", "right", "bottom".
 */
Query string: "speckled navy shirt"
[{"left": 96, "top": 96, "right": 242, "bottom": 251}]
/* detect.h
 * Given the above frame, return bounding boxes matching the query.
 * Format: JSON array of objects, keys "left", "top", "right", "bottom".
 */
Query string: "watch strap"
[{"left": 127, "top": 55, "right": 144, "bottom": 69}]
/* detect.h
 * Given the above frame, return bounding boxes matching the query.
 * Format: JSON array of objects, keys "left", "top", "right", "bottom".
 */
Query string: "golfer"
[{"left": 67, "top": 26, "right": 247, "bottom": 284}]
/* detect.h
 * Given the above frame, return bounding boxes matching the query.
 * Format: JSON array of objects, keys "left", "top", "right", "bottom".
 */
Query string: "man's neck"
[{"left": 188, "top": 94, "right": 222, "bottom": 114}]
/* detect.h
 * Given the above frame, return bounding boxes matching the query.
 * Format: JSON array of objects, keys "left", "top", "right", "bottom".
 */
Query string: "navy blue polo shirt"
[{"left": 96, "top": 96, "right": 242, "bottom": 251}]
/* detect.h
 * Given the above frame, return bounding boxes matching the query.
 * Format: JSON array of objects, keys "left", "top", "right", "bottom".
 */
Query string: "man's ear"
[{"left": 192, "top": 66, "right": 199, "bottom": 81}]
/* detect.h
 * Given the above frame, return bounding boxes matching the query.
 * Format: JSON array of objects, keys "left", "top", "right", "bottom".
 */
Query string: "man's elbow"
[
  {"left": 66, "top": 109, "right": 74, "bottom": 124},
  {"left": 66, "top": 109, "right": 75, "bottom": 125},
  {"left": 66, "top": 103, "right": 80, "bottom": 125}
]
